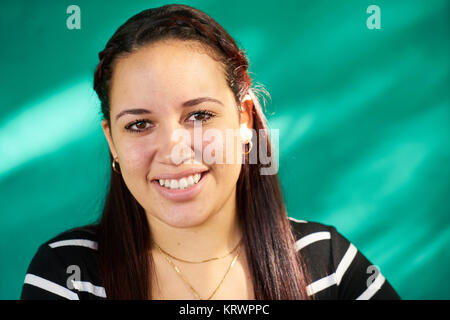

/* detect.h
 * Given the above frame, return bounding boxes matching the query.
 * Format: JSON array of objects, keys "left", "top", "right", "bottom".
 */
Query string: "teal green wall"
[{"left": 1, "top": 0, "right": 448, "bottom": 299}]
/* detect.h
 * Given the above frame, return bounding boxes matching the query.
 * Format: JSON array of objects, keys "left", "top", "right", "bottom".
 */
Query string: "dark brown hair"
[{"left": 92, "top": 4, "right": 313, "bottom": 300}]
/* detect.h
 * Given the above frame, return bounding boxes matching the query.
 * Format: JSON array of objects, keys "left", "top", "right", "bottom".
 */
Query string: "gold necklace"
[
  {"left": 153, "top": 241, "right": 241, "bottom": 300},
  {"left": 153, "top": 239, "right": 242, "bottom": 263}
]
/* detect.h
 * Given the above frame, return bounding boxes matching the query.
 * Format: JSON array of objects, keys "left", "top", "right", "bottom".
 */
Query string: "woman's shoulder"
[
  {"left": 20, "top": 224, "right": 105, "bottom": 300},
  {"left": 287, "top": 217, "right": 339, "bottom": 272},
  {"left": 37, "top": 225, "right": 100, "bottom": 264},
  {"left": 44, "top": 225, "right": 98, "bottom": 248},
  {"left": 288, "top": 216, "right": 341, "bottom": 253},
  {"left": 288, "top": 216, "right": 333, "bottom": 236},
  {"left": 287, "top": 216, "right": 401, "bottom": 300}
]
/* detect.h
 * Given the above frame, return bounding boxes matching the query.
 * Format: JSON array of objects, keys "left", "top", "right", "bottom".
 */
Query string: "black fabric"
[{"left": 20, "top": 219, "right": 401, "bottom": 300}]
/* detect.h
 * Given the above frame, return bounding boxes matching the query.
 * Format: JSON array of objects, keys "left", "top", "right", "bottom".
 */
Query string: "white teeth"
[
  {"left": 158, "top": 172, "right": 204, "bottom": 190},
  {"left": 170, "top": 179, "right": 178, "bottom": 189},
  {"left": 179, "top": 178, "right": 188, "bottom": 189}
]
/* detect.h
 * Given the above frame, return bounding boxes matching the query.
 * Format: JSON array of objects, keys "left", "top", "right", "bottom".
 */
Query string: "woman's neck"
[{"left": 146, "top": 196, "right": 242, "bottom": 261}]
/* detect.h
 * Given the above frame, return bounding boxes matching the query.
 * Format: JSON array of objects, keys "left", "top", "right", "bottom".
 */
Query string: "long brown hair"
[{"left": 92, "top": 4, "right": 313, "bottom": 300}]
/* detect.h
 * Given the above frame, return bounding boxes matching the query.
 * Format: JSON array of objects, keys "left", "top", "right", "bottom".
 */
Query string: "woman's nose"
[{"left": 155, "top": 121, "right": 195, "bottom": 165}]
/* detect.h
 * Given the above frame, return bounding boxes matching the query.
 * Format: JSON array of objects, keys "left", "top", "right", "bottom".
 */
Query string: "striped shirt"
[{"left": 20, "top": 218, "right": 401, "bottom": 300}]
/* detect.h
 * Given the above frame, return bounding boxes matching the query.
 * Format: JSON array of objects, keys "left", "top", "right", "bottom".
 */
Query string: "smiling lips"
[
  {"left": 153, "top": 171, "right": 209, "bottom": 202},
  {"left": 151, "top": 168, "right": 209, "bottom": 201},
  {"left": 152, "top": 167, "right": 208, "bottom": 180},
  {"left": 157, "top": 173, "right": 202, "bottom": 190}
]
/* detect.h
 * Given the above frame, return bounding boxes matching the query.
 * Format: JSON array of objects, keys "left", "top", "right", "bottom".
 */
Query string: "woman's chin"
[{"left": 154, "top": 205, "right": 211, "bottom": 229}]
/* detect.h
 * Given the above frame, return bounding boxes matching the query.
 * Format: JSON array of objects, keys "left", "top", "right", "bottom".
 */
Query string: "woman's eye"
[
  {"left": 125, "top": 119, "right": 152, "bottom": 133},
  {"left": 125, "top": 111, "right": 215, "bottom": 133},
  {"left": 187, "top": 110, "right": 216, "bottom": 123}
]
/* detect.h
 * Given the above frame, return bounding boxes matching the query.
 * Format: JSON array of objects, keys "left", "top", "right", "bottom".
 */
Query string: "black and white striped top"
[{"left": 20, "top": 218, "right": 401, "bottom": 300}]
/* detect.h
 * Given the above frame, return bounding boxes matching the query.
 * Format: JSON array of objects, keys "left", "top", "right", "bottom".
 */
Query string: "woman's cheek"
[
  {"left": 122, "top": 140, "right": 158, "bottom": 174},
  {"left": 201, "top": 129, "right": 235, "bottom": 165},
  {"left": 202, "top": 130, "right": 242, "bottom": 164}
]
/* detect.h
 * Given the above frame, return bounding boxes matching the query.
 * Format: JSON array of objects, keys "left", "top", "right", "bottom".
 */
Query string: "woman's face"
[{"left": 102, "top": 39, "right": 253, "bottom": 228}]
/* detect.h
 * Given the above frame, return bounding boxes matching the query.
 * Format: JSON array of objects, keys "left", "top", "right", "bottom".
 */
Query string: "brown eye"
[
  {"left": 125, "top": 119, "right": 153, "bottom": 133},
  {"left": 187, "top": 110, "right": 216, "bottom": 123},
  {"left": 136, "top": 121, "right": 147, "bottom": 129},
  {"left": 193, "top": 113, "right": 207, "bottom": 121}
]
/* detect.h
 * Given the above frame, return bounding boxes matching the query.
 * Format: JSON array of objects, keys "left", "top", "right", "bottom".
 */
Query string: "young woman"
[{"left": 21, "top": 4, "right": 400, "bottom": 300}]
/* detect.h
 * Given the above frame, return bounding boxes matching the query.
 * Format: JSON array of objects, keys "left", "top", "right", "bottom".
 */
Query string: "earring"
[
  {"left": 112, "top": 157, "right": 121, "bottom": 174},
  {"left": 243, "top": 140, "right": 253, "bottom": 155},
  {"left": 240, "top": 126, "right": 253, "bottom": 155}
]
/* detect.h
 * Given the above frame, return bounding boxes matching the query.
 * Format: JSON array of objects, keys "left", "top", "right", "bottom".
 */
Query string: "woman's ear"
[
  {"left": 239, "top": 94, "right": 254, "bottom": 130},
  {"left": 101, "top": 119, "right": 118, "bottom": 159}
]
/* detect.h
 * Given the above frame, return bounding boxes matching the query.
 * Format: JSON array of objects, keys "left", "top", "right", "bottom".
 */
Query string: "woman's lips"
[
  {"left": 151, "top": 171, "right": 209, "bottom": 202},
  {"left": 151, "top": 167, "right": 209, "bottom": 181}
]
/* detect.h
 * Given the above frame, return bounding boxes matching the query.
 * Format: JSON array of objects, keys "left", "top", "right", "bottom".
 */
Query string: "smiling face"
[{"left": 101, "top": 39, "right": 253, "bottom": 228}]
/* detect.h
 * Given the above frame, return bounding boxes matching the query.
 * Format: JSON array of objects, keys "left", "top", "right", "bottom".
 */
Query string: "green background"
[{"left": 0, "top": 0, "right": 448, "bottom": 299}]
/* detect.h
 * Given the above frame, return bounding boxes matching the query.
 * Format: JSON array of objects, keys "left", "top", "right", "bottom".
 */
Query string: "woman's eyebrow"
[
  {"left": 115, "top": 108, "right": 151, "bottom": 121},
  {"left": 182, "top": 96, "right": 223, "bottom": 107},
  {"left": 115, "top": 97, "right": 223, "bottom": 121}
]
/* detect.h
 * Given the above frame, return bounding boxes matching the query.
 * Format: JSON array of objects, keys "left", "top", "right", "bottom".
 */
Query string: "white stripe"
[
  {"left": 48, "top": 239, "right": 98, "bottom": 250},
  {"left": 24, "top": 274, "right": 79, "bottom": 300},
  {"left": 335, "top": 243, "right": 358, "bottom": 285},
  {"left": 306, "top": 243, "right": 358, "bottom": 296},
  {"left": 71, "top": 280, "right": 107, "bottom": 298},
  {"left": 295, "top": 232, "right": 331, "bottom": 251},
  {"left": 288, "top": 217, "right": 308, "bottom": 223},
  {"left": 306, "top": 274, "right": 336, "bottom": 296},
  {"left": 356, "top": 273, "right": 386, "bottom": 300}
]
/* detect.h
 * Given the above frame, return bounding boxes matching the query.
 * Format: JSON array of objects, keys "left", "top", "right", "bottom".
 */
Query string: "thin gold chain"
[
  {"left": 154, "top": 242, "right": 241, "bottom": 300},
  {"left": 153, "top": 239, "right": 242, "bottom": 264}
]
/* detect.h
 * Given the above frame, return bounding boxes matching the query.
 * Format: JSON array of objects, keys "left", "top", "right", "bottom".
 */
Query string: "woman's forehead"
[{"left": 110, "top": 40, "right": 229, "bottom": 109}]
